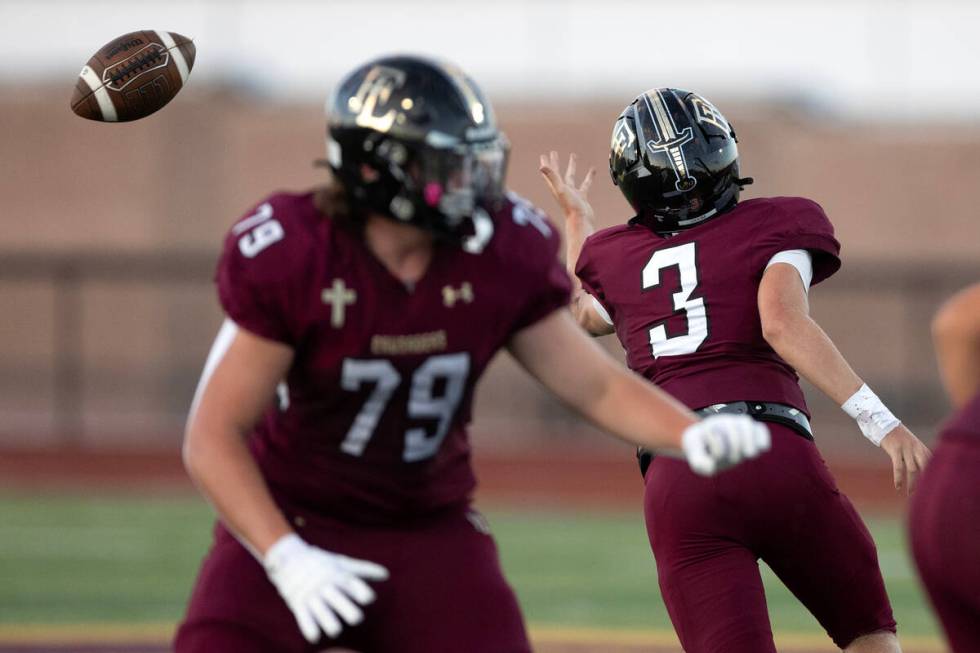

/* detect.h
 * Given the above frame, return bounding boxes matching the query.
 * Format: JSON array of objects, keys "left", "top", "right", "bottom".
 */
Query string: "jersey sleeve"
[
  {"left": 214, "top": 197, "right": 304, "bottom": 345},
  {"left": 513, "top": 252, "right": 572, "bottom": 332},
  {"left": 752, "top": 198, "right": 841, "bottom": 285},
  {"left": 766, "top": 249, "right": 813, "bottom": 291},
  {"left": 504, "top": 195, "right": 573, "bottom": 332},
  {"left": 575, "top": 234, "right": 615, "bottom": 319}
]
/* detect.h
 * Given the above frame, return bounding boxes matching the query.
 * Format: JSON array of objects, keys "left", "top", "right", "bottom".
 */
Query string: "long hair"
[{"left": 312, "top": 161, "right": 362, "bottom": 232}]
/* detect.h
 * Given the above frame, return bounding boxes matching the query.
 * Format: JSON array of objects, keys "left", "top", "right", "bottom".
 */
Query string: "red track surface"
[{"left": 0, "top": 447, "right": 904, "bottom": 513}]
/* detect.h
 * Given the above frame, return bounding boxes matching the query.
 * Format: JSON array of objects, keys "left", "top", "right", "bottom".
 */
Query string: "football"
[{"left": 70, "top": 30, "right": 195, "bottom": 122}]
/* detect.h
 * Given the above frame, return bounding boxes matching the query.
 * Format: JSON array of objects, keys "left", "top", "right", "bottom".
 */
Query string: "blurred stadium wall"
[{"left": 1, "top": 83, "right": 977, "bottom": 462}]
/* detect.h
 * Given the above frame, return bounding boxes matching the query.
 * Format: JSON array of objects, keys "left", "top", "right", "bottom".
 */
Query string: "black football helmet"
[
  {"left": 325, "top": 55, "right": 509, "bottom": 242},
  {"left": 609, "top": 88, "right": 752, "bottom": 233}
]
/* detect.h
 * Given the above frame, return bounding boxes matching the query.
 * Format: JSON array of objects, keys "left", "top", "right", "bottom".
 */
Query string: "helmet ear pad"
[{"left": 609, "top": 89, "right": 750, "bottom": 232}]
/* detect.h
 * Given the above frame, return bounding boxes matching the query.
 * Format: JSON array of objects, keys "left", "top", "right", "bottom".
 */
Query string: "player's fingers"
[
  {"left": 580, "top": 166, "right": 597, "bottom": 194},
  {"left": 538, "top": 164, "right": 561, "bottom": 196},
  {"left": 709, "top": 420, "right": 742, "bottom": 460},
  {"left": 913, "top": 447, "right": 931, "bottom": 472},
  {"left": 320, "top": 584, "right": 364, "bottom": 626},
  {"left": 291, "top": 602, "right": 323, "bottom": 643},
  {"left": 891, "top": 451, "right": 907, "bottom": 493},
  {"left": 707, "top": 427, "right": 733, "bottom": 463},
  {"left": 308, "top": 594, "right": 343, "bottom": 638},
  {"left": 755, "top": 422, "right": 772, "bottom": 452},
  {"left": 550, "top": 151, "right": 561, "bottom": 175},
  {"left": 910, "top": 446, "right": 931, "bottom": 494},
  {"left": 918, "top": 442, "right": 933, "bottom": 465},
  {"left": 336, "top": 572, "right": 378, "bottom": 606},
  {"left": 687, "top": 446, "right": 716, "bottom": 476},
  {"left": 338, "top": 556, "right": 389, "bottom": 581},
  {"left": 730, "top": 426, "right": 747, "bottom": 463},
  {"left": 741, "top": 419, "right": 764, "bottom": 457},
  {"left": 746, "top": 423, "right": 762, "bottom": 457},
  {"left": 904, "top": 449, "right": 923, "bottom": 495},
  {"left": 564, "top": 153, "right": 578, "bottom": 186}
]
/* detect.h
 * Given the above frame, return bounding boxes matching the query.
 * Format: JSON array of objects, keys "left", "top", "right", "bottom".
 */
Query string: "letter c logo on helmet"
[{"left": 349, "top": 66, "right": 407, "bottom": 133}]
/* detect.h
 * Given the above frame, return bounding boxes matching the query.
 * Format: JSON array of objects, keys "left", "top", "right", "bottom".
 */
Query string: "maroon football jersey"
[
  {"left": 576, "top": 197, "right": 841, "bottom": 414},
  {"left": 939, "top": 391, "right": 980, "bottom": 443},
  {"left": 215, "top": 190, "right": 570, "bottom": 524}
]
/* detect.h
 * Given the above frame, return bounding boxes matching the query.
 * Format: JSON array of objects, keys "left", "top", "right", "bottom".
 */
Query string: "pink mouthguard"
[{"left": 424, "top": 182, "right": 443, "bottom": 207}]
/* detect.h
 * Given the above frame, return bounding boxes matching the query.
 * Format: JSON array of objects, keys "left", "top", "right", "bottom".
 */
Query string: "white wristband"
[{"left": 841, "top": 384, "right": 901, "bottom": 446}]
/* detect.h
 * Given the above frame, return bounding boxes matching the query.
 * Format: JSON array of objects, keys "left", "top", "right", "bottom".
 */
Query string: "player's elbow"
[
  {"left": 932, "top": 290, "right": 980, "bottom": 345},
  {"left": 569, "top": 298, "right": 613, "bottom": 338},
  {"left": 181, "top": 415, "right": 226, "bottom": 481},
  {"left": 760, "top": 310, "right": 794, "bottom": 348},
  {"left": 569, "top": 302, "right": 597, "bottom": 335},
  {"left": 181, "top": 420, "right": 206, "bottom": 480}
]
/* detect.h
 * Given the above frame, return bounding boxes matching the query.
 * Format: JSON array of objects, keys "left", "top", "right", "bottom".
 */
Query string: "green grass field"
[{"left": 0, "top": 492, "right": 941, "bottom": 644}]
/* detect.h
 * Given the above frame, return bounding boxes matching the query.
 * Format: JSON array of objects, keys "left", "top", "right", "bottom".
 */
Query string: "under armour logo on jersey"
[
  {"left": 442, "top": 282, "right": 474, "bottom": 307},
  {"left": 321, "top": 279, "right": 357, "bottom": 328}
]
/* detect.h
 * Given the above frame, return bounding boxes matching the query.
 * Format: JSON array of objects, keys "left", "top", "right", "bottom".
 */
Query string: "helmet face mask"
[
  {"left": 325, "top": 56, "right": 509, "bottom": 242},
  {"left": 609, "top": 88, "right": 750, "bottom": 233},
  {"left": 408, "top": 137, "right": 509, "bottom": 225}
]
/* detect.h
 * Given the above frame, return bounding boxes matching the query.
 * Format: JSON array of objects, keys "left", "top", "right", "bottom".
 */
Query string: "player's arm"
[
  {"left": 508, "top": 309, "right": 770, "bottom": 475},
  {"left": 931, "top": 281, "right": 980, "bottom": 408},
  {"left": 539, "top": 151, "right": 615, "bottom": 336},
  {"left": 183, "top": 321, "right": 296, "bottom": 556},
  {"left": 184, "top": 320, "right": 387, "bottom": 643},
  {"left": 758, "top": 263, "right": 931, "bottom": 494}
]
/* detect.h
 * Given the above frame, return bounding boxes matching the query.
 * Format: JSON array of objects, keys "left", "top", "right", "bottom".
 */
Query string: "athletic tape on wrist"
[{"left": 841, "top": 384, "right": 901, "bottom": 446}]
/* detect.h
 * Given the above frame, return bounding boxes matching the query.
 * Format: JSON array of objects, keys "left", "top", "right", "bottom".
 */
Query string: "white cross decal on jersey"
[
  {"left": 442, "top": 282, "right": 474, "bottom": 307},
  {"left": 321, "top": 279, "right": 357, "bottom": 328}
]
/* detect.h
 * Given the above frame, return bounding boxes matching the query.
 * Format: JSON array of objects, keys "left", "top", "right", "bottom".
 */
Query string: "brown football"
[{"left": 70, "top": 30, "right": 195, "bottom": 122}]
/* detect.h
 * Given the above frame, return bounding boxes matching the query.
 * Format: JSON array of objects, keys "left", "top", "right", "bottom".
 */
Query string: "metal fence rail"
[{"left": 1, "top": 250, "right": 977, "bottom": 448}]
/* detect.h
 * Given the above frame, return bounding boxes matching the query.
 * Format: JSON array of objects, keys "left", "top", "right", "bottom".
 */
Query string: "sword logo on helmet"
[{"left": 642, "top": 89, "right": 697, "bottom": 192}]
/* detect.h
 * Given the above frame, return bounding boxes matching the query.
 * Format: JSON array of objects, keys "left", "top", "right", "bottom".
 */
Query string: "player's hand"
[
  {"left": 263, "top": 534, "right": 389, "bottom": 643},
  {"left": 880, "top": 425, "right": 931, "bottom": 495},
  {"left": 539, "top": 151, "right": 597, "bottom": 224},
  {"left": 681, "top": 415, "right": 771, "bottom": 475}
]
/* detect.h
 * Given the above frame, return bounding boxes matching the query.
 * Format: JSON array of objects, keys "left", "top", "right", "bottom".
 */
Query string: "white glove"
[
  {"left": 263, "top": 533, "right": 389, "bottom": 643},
  {"left": 681, "top": 414, "right": 771, "bottom": 476}
]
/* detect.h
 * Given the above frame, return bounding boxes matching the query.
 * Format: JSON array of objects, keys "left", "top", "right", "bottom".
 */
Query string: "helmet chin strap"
[
  {"left": 635, "top": 177, "right": 748, "bottom": 235},
  {"left": 676, "top": 208, "right": 718, "bottom": 228}
]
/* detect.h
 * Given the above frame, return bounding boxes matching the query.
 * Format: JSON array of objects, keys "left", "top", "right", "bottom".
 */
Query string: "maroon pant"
[
  {"left": 174, "top": 505, "right": 530, "bottom": 653},
  {"left": 909, "top": 439, "right": 980, "bottom": 653},
  {"left": 644, "top": 424, "right": 895, "bottom": 652}
]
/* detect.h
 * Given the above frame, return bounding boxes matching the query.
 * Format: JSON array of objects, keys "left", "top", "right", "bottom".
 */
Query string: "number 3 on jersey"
[{"left": 642, "top": 242, "right": 708, "bottom": 358}]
